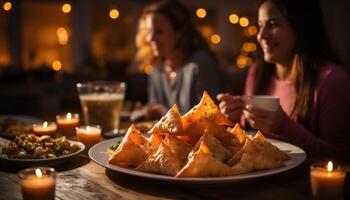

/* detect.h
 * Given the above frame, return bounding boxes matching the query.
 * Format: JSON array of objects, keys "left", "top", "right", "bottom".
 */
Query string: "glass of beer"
[{"left": 76, "top": 81, "right": 126, "bottom": 136}]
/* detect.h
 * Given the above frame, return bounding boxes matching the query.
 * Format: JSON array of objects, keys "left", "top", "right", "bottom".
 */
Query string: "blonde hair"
[{"left": 135, "top": 17, "right": 154, "bottom": 71}]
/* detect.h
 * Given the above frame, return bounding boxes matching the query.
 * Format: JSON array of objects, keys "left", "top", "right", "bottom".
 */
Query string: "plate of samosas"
[{"left": 89, "top": 92, "right": 306, "bottom": 183}]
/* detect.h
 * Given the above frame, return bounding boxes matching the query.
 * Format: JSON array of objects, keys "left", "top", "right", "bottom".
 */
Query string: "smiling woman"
[
  {"left": 135, "top": 0, "right": 224, "bottom": 120},
  {"left": 217, "top": 0, "right": 350, "bottom": 160}
]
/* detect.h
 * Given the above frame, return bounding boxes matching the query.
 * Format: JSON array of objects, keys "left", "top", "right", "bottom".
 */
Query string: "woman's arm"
[{"left": 277, "top": 66, "right": 350, "bottom": 159}]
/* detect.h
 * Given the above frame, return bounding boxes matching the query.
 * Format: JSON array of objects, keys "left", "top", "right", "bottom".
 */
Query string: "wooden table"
[{"left": 1, "top": 137, "right": 349, "bottom": 200}]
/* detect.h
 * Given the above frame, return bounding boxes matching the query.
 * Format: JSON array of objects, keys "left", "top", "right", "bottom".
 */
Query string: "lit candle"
[
  {"left": 33, "top": 121, "right": 57, "bottom": 137},
  {"left": 310, "top": 161, "right": 346, "bottom": 200},
  {"left": 18, "top": 168, "right": 56, "bottom": 200},
  {"left": 76, "top": 125, "right": 101, "bottom": 150},
  {"left": 56, "top": 112, "right": 80, "bottom": 138}
]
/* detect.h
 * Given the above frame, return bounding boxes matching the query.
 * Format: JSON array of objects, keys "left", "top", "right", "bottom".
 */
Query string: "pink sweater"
[{"left": 244, "top": 62, "right": 350, "bottom": 159}]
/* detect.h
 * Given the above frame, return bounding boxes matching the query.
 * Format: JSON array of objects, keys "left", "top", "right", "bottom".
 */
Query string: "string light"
[
  {"left": 239, "top": 17, "right": 249, "bottom": 27},
  {"left": 56, "top": 27, "right": 69, "bottom": 45},
  {"left": 229, "top": 14, "right": 239, "bottom": 24},
  {"left": 196, "top": 8, "right": 206, "bottom": 18},
  {"left": 210, "top": 34, "right": 221, "bottom": 44},
  {"left": 3, "top": 2, "right": 12, "bottom": 11},
  {"left": 62, "top": 3, "right": 71, "bottom": 13},
  {"left": 242, "top": 42, "right": 257, "bottom": 53},
  {"left": 247, "top": 25, "right": 258, "bottom": 36},
  {"left": 236, "top": 55, "right": 253, "bottom": 68},
  {"left": 109, "top": 9, "right": 120, "bottom": 19},
  {"left": 52, "top": 60, "right": 62, "bottom": 71},
  {"left": 144, "top": 65, "right": 153, "bottom": 75}
]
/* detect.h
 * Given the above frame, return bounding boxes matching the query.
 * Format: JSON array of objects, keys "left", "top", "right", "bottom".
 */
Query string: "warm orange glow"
[
  {"left": 123, "top": 15, "right": 132, "bottom": 24},
  {"left": 199, "top": 25, "right": 213, "bottom": 38},
  {"left": 242, "top": 42, "right": 257, "bottom": 52},
  {"left": 3, "top": 2, "right": 12, "bottom": 11},
  {"left": 229, "top": 14, "right": 239, "bottom": 24},
  {"left": 327, "top": 161, "right": 333, "bottom": 172},
  {"left": 109, "top": 9, "right": 119, "bottom": 19},
  {"left": 52, "top": 60, "right": 62, "bottom": 71},
  {"left": 196, "top": 8, "right": 206, "bottom": 18},
  {"left": 237, "top": 55, "right": 252, "bottom": 68},
  {"left": 144, "top": 65, "right": 153, "bottom": 75},
  {"left": 62, "top": 3, "right": 71, "bottom": 13},
  {"left": 239, "top": 17, "right": 249, "bottom": 27},
  {"left": 66, "top": 112, "right": 72, "bottom": 120},
  {"left": 247, "top": 25, "right": 258, "bottom": 36},
  {"left": 35, "top": 168, "right": 43, "bottom": 178},
  {"left": 56, "top": 27, "right": 69, "bottom": 45},
  {"left": 210, "top": 34, "right": 221, "bottom": 44},
  {"left": 201, "top": 143, "right": 210, "bottom": 153}
]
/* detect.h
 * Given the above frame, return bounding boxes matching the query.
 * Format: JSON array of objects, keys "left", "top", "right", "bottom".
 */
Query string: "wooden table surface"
[{"left": 1, "top": 130, "right": 350, "bottom": 200}]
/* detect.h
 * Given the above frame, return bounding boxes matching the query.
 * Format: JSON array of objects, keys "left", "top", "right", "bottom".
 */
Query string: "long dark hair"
[
  {"left": 254, "top": 0, "right": 337, "bottom": 125},
  {"left": 135, "top": 0, "right": 212, "bottom": 68}
]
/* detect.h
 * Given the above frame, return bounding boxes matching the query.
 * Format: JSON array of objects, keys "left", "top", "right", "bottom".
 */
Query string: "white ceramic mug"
[{"left": 244, "top": 95, "right": 280, "bottom": 112}]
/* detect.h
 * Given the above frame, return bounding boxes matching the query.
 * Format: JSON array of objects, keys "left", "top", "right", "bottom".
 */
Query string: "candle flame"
[
  {"left": 327, "top": 161, "right": 333, "bottom": 172},
  {"left": 43, "top": 122, "right": 48, "bottom": 128},
  {"left": 86, "top": 126, "right": 90, "bottom": 132},
  {"left": 35, "top": 168, "right": 42, "bottom": 177},
  {"left": 66, "top": 112, "right": 72, "bottom": 120}
]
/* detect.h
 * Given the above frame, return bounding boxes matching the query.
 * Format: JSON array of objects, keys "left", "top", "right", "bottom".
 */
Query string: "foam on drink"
[{"left": 79, "top": 93, "right": 124, "bottom": 132}]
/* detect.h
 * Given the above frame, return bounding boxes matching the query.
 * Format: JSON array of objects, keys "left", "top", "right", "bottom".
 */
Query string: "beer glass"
[{"left": 76, "top": 81, "right": 126, "bottom": 136}]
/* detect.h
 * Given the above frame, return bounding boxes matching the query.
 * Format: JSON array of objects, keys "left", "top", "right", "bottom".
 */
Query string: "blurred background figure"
[
  {"left": 134, "top": 0, "right": 224, "bottom": 120},
  {"left": 218, "top": 0, "right": 350, "bottom": 160}
]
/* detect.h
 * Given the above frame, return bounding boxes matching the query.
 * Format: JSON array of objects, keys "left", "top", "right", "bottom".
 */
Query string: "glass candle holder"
[
  {"left": 310, "top": 161, "right": 346, "bottom": 200},
  {"left": 18, "top": 167, "right": 56, "bottom": 200},
  {"left": 32, "top": 122, "right": 57, "bottom": 137},
  {"left": 56, "top": 113, "right": 80, "bottom": 138},
  {"left": 76, "top": 125, "right": 101, "bottom": 150}
]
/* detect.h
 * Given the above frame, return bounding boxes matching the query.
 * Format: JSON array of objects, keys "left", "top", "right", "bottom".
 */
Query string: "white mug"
[{"left": 244, "top": 95, "right": 280, "bottom": 112}]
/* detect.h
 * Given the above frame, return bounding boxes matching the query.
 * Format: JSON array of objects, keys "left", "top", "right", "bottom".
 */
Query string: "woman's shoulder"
[
  {"left": 316, "top": 61, "right": 350, "bottom": 93},
  {"left": 317, "top": 61, "right": 350, "bottom": 84}
]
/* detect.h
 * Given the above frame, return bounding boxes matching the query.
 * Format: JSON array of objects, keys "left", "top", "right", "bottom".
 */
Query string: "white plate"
[
  {"left": 89, "top": 138, "right": 306, "bottom": 183},
  {"left": 0, "top": 140, "right": 85, "bottom": 167}
]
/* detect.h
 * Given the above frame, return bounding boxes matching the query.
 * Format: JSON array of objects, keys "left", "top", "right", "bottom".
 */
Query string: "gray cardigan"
[{"left": 148, "top": 50, "right": 224, "bottom": 114}]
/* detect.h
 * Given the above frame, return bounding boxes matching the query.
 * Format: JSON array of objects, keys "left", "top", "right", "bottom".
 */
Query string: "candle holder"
[
  {"left": 56, "top": 113, "right": 80, "bottom": 138},
  {"left": 32, "top": 122, "right": 57, "bottom": 137},
  {"left": 310, "top": 161, "right": 346, "bottom": 200},
  {"left": 18, "top": 167, "right": 56, "bottom": 200},
  {"left": 76, "top": 125, "right": 102, "bottom": 151}
]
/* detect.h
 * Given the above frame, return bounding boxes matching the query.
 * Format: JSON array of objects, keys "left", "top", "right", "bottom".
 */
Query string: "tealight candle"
[
  {"left": 310, "top": 161, "right": 346, "bottom": 200},
  {"left": 33, "top": 122, "right": 57, "bottom": 137},
  {"left": 56, "top": 112, "right": 80, "bottom": 138},
  {"left": 18, "top": 167, "right": 56, "bottom": 200},
  {"left": 76, "top": 125, "right": 101, "bottom": 150}
]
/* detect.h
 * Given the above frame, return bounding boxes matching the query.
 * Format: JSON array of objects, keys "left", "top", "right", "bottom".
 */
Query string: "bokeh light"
[
  {"left": 196, "top": 8, "right": 207, "bottom": 18},
  {"left": 52, "top": 60, "right": 62, "bottom": 71},
  {"left": 247, "top": 25, "right": 258, "bottom": 36},
  {"left": 3, "top": 2, "right": 12, "bottom": 11},
  {"left": 210, "top": 34, "right": 221, "bottom": 44},
  {"left": 56, "top": 27, "right": 69, "bottom": 45},
  {"left": 62, "top": 3, "right": 71, "bottom": 13},
  {"left": 144, "top": 65, "right": 153, "bottom": 75},
  {"left": 242, "top": 42, "right": 257, "bottom": 53},
  {"left": 236, "top": 55, "right": 253, "bottom": 68},
  {"left": 229, "top": 14, "right": 239, "bottom": 24},
  {"left": 109, "top": 9, "right": 120, "bottom": 19},
  {"left": 239, "top": 17, "right": 249, "bottom": 27}
]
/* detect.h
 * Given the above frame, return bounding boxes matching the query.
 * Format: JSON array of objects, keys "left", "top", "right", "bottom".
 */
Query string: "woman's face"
[
  {"left": 145, "top": 13, "right": 177, "bottom": 58},
  {"left": 257, "top": 2, "right": 296, "bottom": 65}
]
